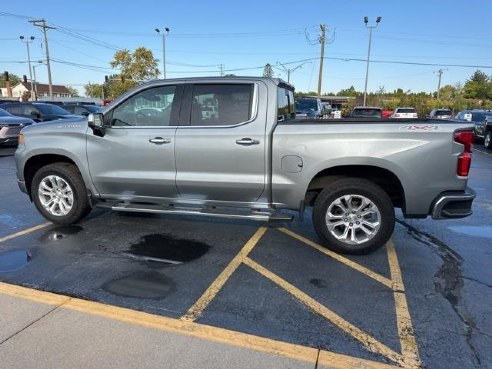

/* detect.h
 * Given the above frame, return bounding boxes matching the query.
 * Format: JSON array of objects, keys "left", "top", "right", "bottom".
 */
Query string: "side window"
[
  {"left": 74, "top": 107, "right": 86, "bottom": 115},
  {"left": 111, "top": 85, "right": 176, "bottom": 127},
  {"left": 23, "top": 105, "right": 39, "bottom": 117},
  {"left": 5, "top": 105, "right": 23, "bottom": 115},
  {"left": 190, "top": 84, "right": 252, "bottom": 126},
  {"left": 277, "top": 88, "right": 295, "bottom": 121}
]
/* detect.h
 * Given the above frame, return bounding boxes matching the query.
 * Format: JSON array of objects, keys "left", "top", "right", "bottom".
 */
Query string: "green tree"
[
  {"left": 0, "top": 72, "right": 21, "bottom": 88},
  {"left": 263, "top": 63, "right": 274, "bottom": 78},
  {"left": 463, "top": 70, "right": 492, "bottom": 99},
  {"left": 67, "top": 86, "right": 80, "bottom": 97},
  {"left": 110, "top": 47, "right": 160, "bottom": 82},
  {"left": 84, "top": 83, "right": 104, "bottom": 98},
  {"left": 336, "top": 86, "right": 361, "bottom": 97}
]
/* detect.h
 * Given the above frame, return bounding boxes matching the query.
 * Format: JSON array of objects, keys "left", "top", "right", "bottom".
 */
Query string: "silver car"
[
  {"left": 0, "top": 108, "right": 35, "bottom": 145},
  {"left": 429, "top": 108, "right": 453, "bottom": 120}
]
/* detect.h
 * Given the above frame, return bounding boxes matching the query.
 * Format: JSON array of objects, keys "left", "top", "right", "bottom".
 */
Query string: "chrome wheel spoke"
[
  {"left": 325, "top": 194, "right": 381, "bottom": 245},
  {"left": 38, "top": 175, "right": 73, "bottom": 216}
]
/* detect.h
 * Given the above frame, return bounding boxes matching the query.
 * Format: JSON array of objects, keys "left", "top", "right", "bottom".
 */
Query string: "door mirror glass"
[{"left": 88, "top": 113, "right": 104, "bottom": 128}]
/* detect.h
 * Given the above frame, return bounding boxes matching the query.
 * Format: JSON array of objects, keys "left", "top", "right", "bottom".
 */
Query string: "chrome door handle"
[
  {"left": 149, "top": 137, "right": 171, "bottom": 144},
  {"left": 236, "top": 138, "right": 260, "bottom": 146}
]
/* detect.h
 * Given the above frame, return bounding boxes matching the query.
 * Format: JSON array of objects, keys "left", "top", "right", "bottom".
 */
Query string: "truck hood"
[{"left": 21, "top": 117, "right": 88, "bottom": 135}]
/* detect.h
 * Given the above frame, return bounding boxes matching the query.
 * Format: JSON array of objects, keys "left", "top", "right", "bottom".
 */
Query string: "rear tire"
[
  {"left": 312, "top": 177, "right": 395, "bottom": 255},
  {"left": 32, "top": 163, "right": 91, "bottom": 225}
]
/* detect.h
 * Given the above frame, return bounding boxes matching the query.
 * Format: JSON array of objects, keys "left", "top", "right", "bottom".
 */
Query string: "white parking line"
[{"left": 475, "top": 148, "right": 492, "bottom": 157}]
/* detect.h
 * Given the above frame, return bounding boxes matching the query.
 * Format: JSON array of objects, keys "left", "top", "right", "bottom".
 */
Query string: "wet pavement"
[{"left": 1, "top": 148, "right": 491, "bottom": 368}]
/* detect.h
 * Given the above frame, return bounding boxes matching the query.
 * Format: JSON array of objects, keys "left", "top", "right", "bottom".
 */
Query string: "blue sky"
[{"left": 1, "top": 0, "right": 492, "bottom": 96}]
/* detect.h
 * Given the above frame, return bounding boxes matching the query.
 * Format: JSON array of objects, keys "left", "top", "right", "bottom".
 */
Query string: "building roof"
[{"left": 18, "top": 82, "right": 71, "bottom": 95}]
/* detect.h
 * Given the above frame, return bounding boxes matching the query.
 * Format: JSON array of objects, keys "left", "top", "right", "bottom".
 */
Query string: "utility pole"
[
  {"left": 436, "top": 69, "right": 445, "bottom": 99},
  {"left": 363, "top": 16, "right": 382, "bottom": 107},
  {"left": 20, "top": 35, "right": 35, "bottom": 101},
  {"left": 317, "top": 24, "right": 326, "bottom": 97},
  {"left": 219, "top": 64, "right": 224, "bottom": 76},
  {"left": 29, "top": 19, "right": 55, "bottom": 101}
]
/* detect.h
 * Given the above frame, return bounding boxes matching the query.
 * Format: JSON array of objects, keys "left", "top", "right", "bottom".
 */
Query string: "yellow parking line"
[
  {"left": 0, "top": 223, "right": 51, "bottom": 244},
  {"left": 0, "top": 281, "right": 399, "bottom": 369},
  {"left": 180, "top": 227, "right": 268, "bottom": 322},
  {"left": 387, "top": 241, "right": 421, "bottom": 369},
  {"left": 0, "top": 281, "right": 70, "bottom": 306},
  {"left": 243, "top": 257, "right": 404, "bottom": 366},
  {"left": 278, "top": 228, "right": 393, "bottom": 289}
]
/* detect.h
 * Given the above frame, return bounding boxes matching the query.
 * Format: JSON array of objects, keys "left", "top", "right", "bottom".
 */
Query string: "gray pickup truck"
[{"left": 15, "top": 77, "right": 475, "bottom": 254}]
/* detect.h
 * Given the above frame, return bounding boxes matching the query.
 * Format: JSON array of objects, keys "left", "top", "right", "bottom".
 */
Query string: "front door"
[
  {"left": 87, "top": 84, "right": 181, "bottom": 201},
  {"left": 175, "top": 83, "right": 266, "bottom": 203}
]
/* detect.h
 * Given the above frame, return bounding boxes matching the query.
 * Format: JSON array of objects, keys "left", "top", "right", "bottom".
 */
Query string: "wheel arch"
[
  {"left": 305, "top": 165, "right": 406, "bottom": 211},
  {"left": 24, "top": 154, "right": 79, "bottom": 200}
]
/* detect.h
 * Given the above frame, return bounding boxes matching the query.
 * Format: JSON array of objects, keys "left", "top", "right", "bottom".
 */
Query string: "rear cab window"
[{"left": 277, "top": 86, "right": 295, "bottom": 122}]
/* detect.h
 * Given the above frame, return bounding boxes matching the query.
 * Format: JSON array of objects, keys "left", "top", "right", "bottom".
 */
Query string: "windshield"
[
  {"left": 296, "top": 99, "right": 317, "bottom": 111},
  {"left": 397, "top": 108, "right": 416, "bottom": 113},
  {"left": 352, "top": 108, "right": 382, "bottom": 118},
  {"left": 0, "top": 108, "right": 12, "bottom": 117},
  {"left": 435, "top": 110, "right": 452, "bottom": 116},
  {"left": 35, "top": 104, "right": 71, "bottom": 115}
]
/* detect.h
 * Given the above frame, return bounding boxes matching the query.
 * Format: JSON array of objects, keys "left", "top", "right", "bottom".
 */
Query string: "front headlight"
[{"left": 18, "top": 134, "right": 25, "bottom": 144}]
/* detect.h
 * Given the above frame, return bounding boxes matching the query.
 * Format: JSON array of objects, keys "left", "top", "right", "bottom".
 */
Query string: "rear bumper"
[{"left": 431, "top": 187, "right": 476, "bottom": 219}]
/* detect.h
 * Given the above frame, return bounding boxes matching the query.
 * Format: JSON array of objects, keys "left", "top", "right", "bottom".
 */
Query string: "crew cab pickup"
[{"left": 15, "top": 77, "right": 476, "bottom": 254}]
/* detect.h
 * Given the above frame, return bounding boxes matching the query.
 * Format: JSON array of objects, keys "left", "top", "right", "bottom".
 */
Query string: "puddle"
[
  {"left": 102, "top": 271, "right": 175, "bottom": 299},
  {"left": 40, "top": 225, "right": 83, "bottom": 242},
  {"left": 125, "top": 234, "right": 210, "bottom": 264},
  {"left": 448, "top": 226, "right": 492, "bottom": 239},
  {"left": 310, "top": 278, "right": 328, "bottom": 288},
  {"left": 0, "top": 250, "right": 31, "bottom": 273}
]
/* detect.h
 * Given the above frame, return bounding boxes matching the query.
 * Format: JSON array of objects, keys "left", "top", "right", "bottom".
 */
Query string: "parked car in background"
[
  {"left": 391, "top": 107, "right": 418, "bottom": 119},
  {"left": 350, "top": 107, "right": 383, "bottom": 119},
  {"left": 0, "top": 108, "right": 35, "bottom": 145},
  {"left": 295, "top": 97, "right": 325, "bottom": 118},
  {"left": 454, "top": 109, "right": 492, "bottom": 142},
  {"left": 0, "top": 102, "right": 84, "bottom": 122},
  {"left": 62, "top": 104, "right": 103, "bottom": 116},
  {"left": 428, "top": 108, "right": 453, "bottom": 120}
]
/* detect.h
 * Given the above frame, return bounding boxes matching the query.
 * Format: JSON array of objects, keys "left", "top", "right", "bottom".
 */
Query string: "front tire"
[
  {"left": 484, "top": 131, "right": 492, "bottom": 149},
  {"left": 32, "top": 163, "right": 91, "bottom": 225},
  {"left": 312, "top": 177, "right": 395, "bottom": 255}
]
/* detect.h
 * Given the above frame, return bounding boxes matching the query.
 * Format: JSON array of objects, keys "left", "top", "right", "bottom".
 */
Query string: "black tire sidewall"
[
  {"left": 313, "top": 178, "right": 395, "bottom": 255},
  {"left": 485, "top": 131, "right": 492, "bottom": 149},
  {"left": 32, "top": 163, "right": 89, "bottom": 225}
]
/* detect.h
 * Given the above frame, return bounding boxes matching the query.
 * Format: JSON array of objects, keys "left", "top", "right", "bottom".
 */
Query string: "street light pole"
[
  {"left": 155, "top": 27, "right": 170, "bottom": 79},
  {"left": 363, "top": 16, "right": 381, "bottom": 107},
  {"left": 276, "top": 61, "right": 311, "bottom": 84},
  {"left": 20, "top": 35, "right": 35, "bottom": 101},
  {"left": 32, "top": 61, "right": 45, "bottom": 100}
]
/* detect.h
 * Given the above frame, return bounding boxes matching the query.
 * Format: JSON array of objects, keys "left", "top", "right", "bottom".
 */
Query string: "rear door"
[
  {"left": 86, "top": 84, "right": 182, "bottom": 200},
  {"left": 175, "top": 82, "right": 266, "bottom": 203}
]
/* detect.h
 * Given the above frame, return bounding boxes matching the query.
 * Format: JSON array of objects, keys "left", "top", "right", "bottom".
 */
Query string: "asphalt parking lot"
[{"left": 1, "top": 146, "right": 491, "bottom": 369}]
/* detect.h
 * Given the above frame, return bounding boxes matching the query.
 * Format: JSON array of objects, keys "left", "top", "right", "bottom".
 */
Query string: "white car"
[{"left": 391, "top": 107, "right": 418, "bottom": 119}]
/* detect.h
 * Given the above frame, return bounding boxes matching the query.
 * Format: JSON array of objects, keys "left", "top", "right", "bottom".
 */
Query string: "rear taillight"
[{"left": 454, "top": 129, "right": 473, "bottom": 176}]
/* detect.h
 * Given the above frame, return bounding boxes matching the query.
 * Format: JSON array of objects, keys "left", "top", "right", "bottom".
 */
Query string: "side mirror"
[
  {"left": 30, "top": 111, "right": 40, "bottom": 118},
  {"left": 88, "top": 113, "right": 105, "bottom": 137},
  {"left": 81, "top": 111, "right": 90, "bottom": 117}
]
